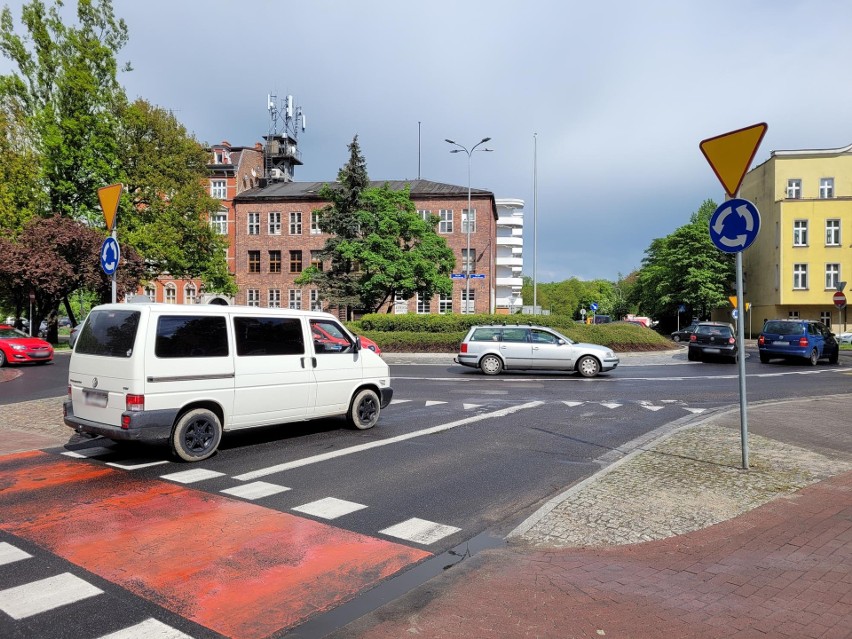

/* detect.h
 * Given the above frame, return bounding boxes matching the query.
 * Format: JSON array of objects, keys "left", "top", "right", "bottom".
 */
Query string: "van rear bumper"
[{"left": 63, "top": 401, "right": 175, "bottom": 442}]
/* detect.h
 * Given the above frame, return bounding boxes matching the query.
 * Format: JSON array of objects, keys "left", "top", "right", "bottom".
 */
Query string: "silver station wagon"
[{"left": 455, "top": 324, "right": 619, "bottom": 377}]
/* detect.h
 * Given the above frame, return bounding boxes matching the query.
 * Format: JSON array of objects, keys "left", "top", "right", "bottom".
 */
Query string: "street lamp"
[{"left": 446, "top": 137, "right": 492, "bottom": 314}]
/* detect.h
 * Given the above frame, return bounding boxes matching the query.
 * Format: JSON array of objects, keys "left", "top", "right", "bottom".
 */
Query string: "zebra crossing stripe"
[
  {"left": 96, "top": 617, "right": 193, "bottom": 639},
  {"left": 292, "top": 497, "right": 367, "bottom": 520},
  {"left": 160, "top": 468, "right": 225, "bottom": 484},
  {"left": 221, "top": 481, "right": 291, "bottom": 500},
  {"left": 380, "top": 518, "right": 461, "bottom": 545},
  {"left": 0, "top": 572, "right": 102, "bottom": 619},
  {"left": 0, "top": 542, "right": 31, "bottom": 566}
]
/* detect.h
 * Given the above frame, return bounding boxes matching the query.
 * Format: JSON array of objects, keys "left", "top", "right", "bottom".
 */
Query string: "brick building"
[{"left": 232, "top": 179, "right": 498, "bottom": 315}]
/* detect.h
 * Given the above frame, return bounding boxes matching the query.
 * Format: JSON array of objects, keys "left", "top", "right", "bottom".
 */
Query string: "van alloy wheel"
[
  {"left": 172, "top": 408, "right": 222, "bottom": 462},
  {"left": 349, "top": 388, "right": 380, "bottom": 430}
]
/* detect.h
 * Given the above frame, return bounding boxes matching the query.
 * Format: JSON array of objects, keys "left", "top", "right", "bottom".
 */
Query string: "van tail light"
[
  {"left": 798, "top": 337, "right": 809, "bottom": 347},
  {"left": 126, "top": 394, "right": 144, "bottom": 412},
  {"left": 460, "top": 343, "right": 468, "bottom": 353},
  {"left": 758, "top": 335, "right": 765, "bottom": 346}
]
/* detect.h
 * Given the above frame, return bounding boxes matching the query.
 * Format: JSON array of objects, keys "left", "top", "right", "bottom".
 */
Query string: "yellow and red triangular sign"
[
  {"left": 97, "top": 183, "right": 123, "bottom": 232},
  {"left": 699, "top": 123, "right": 768, "bottom": 197}
]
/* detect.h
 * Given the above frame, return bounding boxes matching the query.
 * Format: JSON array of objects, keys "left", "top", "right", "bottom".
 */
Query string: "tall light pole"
[{"left": 446, "top": 137, "right": 492, "bottom": 314}]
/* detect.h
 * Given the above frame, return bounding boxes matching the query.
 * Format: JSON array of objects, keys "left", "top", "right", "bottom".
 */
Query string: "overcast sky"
[{"left": 5, "top": 0, "right": 852, "bottom": 283}]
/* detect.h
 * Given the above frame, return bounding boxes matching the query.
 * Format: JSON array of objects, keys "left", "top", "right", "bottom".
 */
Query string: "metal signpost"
[
  {"left": 97, "top": 184, "right": 123, "bottom": 303},
  {"left": 700, "top": 123, "right": 768, "bottom": 470}
]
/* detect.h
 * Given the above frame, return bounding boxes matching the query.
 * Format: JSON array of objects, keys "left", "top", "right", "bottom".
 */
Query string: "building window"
[
  {"left": 248, "top": 250, "right": 260, "bottom": 273},
  {"left": 268, "top": 212, "right": 281, "bottom": 235},
  {"left": 819, "top": 177, "right": 834, "bottom": 199},
  {"left": 826, "top": 219, "right": 841, "bottom": 246},
  {"left": 269, "top": 250, "right": 281, "bottom": 273},
  {"left": 439, "top": 293, "right": 453, "bottom": 314},
  {"left": 416, "top": 293, "right": 431, "bottom": 314},
  {"left": 310, "top": 250, "right": 324, "bottom": 271},
  {"left": 289, "top": 289, "right": 302, "bottom": 310},
  {"left": 247, "top": 289, "right": 259, "bottom": 307},
  {"left": 248, "top": 212, "right": 260, "bottom": 235},
  {"left": 164, "top": 283, "right": 176, "bottom": 304},
  {"left": 210, "top": 179, "right": 227, "bottom": 199},
  {"left": 184, "top": 283, "right": 197, "bottom": 305},
  {"left": 825, "top": 264, "right": 840, "bottom": 290},
  {"left": 439, "top": 209, "right": 453, "bottom": 234},
  {"left": 310, "top": 289, "right": 321, "bottom": 311},
  {"left": 393, "top": 292, "right": 408, "bottom": 314},
  {"left": 786, "top": 179, "right": 801, "bottom": 199},
  {"left": 793, "top": 220, "right": 808, "bottom": 246},
  {"left": 311, "top": 211, "right": 322, "bottom": 235},
  {"left": 793, "top": 264, "right": 808, "bottom": 290},
  {"left": 462, "top": 208, "right": 476, "bottom": 234},
  {"left": 417, "top": 209, "right": 432, "bottom": 224},
  {"left": 461, "top": 289, "right": 475, "bottom": 314},
  {"left": 268, "top": 289, "right": 281, "bottom": 308},
  {"left": 820, "top": 311, "right": 832, "bottom": 327},
  {"left": 144, "top": 285, "right": 156, "bottom": 302},
  {"left": 462, "top": 248, "right": 476, "bottom": 273},
  {"left": 788, "top": 310, "right": 800, "bottom": 319},
  {"left": 210, "top": 209, "right": 227, "bottom": 235},
  {"left": 289, "top": 250, "right": 303, "bottom": 273},
  {"left": 289, "top": 212, "right": 302, "bottom": 235}
]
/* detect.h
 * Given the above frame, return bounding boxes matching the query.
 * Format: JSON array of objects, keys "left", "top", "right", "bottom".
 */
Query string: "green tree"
[
  {"left": 631, "top": 199, "right": 734, "bottom": 322},
  {"left": 0, "top": 103, "right": 43, "bottom": 232},
  {"left": 298, "top": 136, "right": 455, "bottom": 315}
]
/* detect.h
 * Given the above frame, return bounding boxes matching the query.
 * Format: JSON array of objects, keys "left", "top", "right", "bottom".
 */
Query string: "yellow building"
[{"left": 740, "top": 143, "right": 851, "bottom": 333}]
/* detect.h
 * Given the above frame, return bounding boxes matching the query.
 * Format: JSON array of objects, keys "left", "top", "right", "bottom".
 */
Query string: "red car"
[
  {"left": 0, "top": 324, "right": 54, "bottom": 367},
  {"left": 311, "top": 323, "right": 382, "bottom": 355}
]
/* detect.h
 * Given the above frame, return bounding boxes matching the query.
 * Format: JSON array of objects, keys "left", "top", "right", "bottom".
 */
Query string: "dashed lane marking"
[{"left": 0, "top": 572, "right": 102, "bottom": 619}]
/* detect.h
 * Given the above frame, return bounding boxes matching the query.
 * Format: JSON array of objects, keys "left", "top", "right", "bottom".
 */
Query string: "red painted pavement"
[{"left": 0, "top": 451, "right": 430, "bottom": 639}]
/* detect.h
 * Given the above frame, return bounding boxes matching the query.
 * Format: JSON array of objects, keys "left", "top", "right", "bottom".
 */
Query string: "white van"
[{"left": 64, "top": 302, "right": 393, "bottom": 461}]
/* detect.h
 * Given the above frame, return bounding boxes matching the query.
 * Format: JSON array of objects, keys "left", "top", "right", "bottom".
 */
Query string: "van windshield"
[{"left": 75, "top": 310, "right": 140, "bottom": 358}]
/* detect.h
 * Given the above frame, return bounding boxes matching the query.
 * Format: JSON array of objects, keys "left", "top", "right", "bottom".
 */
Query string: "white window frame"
[
  {"left": 416, "top": 293, "right": 431, "bottom": 314},
  {"left": 144, "top": 285, "right": 156, "bottom": 302},
  {"left": 210, "top": 209, "right": 227, "bottom": 235},
  {"left": 461, "top": 289, "right": 475, "bottom": 314},
  {"left": 462, "top": 208, "right": 476, "bottom": 234},
  {"left": 819, "top": 177, "right": 834, "bottom": 199},
  {"left": 247, "top": 289, "right": 260, "bottom": 307},
  {"left": 393, "top": 292, "right": 408, "bottom": 315},
  {"left": 310, "top": 289, "right": 322, "bottom": 311},
  {"left": 164, "top": 283, "right": 176, "bottom": 304},
  {"left": 210, "top": 179, "right": 227, "bottom": 199},
  {"left": 462, "top": 248, "right": 476, "bottom": 274},
  {"left": 311, "top": 211, "right": 322, "bottom": 235},
  {"left": 793, "top": 263, "right": 808, "bottom": 290},
  {"left": 184, "top": 283, "right": 197, "bottom": 305},
  {"left": 417, "top": 209, "right": 432, "bottom": 224},
  {"left": 288, "top": 289, "right": 302, "bottom": 310},
  {"left": 248, "top": 212, "right": 260, "bottom": 235},
  {"left": 268, "top": 212, "right": 281, "bottom": 235},
  {"left": 289, "top": 211, "right": 302, "bottom": 235},
  {"left": 439, "top": 293, "right": 453, "bottom": 314},
  {"left": 826, "top": 219, "right": 841, "bottom": 246},
  {"left": 268, "top": 289, "right": 281, "bottom": 308},
  {"left": 788, "top": 310, "right": 800, "bottom": 319},
  {"left": 439, "top": 210, "right": 453, "bottom": 234},
  {"left": 825, "top": 263, "right": 840, "bottom": 290},
  {"left": 820, "top": 311, "right": 832, "bottom": 327},
  {"left": 793, "top": 220, "right": 808, "bottom": 246},
  {"left": 786, "top": 178, "right": 801, "bottom": 199}
]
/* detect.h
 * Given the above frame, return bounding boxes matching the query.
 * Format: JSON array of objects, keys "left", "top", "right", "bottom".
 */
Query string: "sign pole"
[
  {"left": 735, "top": 247, "right": 749, "bottom": 469},
  {"left": 111, "top": 228, "right": 117, "bottom": 304}
]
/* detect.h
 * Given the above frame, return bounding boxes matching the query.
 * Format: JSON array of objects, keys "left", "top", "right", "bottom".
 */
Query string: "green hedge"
[{"left": 348, "top": 314, "right": 672, "bottom": 353}]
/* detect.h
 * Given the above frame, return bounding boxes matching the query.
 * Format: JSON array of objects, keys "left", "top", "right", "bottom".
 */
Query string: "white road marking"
[
  {"left": 390, "top": 399, "right": 411, "bottom": 404},
  {"left": 0, "top": 542, "right": 31, "bottom": 566},
  {"left": 107, "top": 460, "right": 170, "bottom": 470},
  {"left": 562, "top": 401, "right": 584, "bottom": 407},
  {"left": 62, "top": 447, "right": 115, "bottom": 458},
  {"left": 463, "top": 403, "right": 482, "bottom": 410},
  {"left": 160, "top": 468, "right": 225, "bottom": 484},
  {"left": 424, "top": 400, "right": 447, "bottom": 406},
  {"left": 292, "top": 497, "right": 367, "bottom": 519},
  {"left": 380, "top": 518, "right": 461, "bottom": 545},
  {"left": 221, "top": 481, "right": 291, "bottom": 500},
  {"left": 234, "top": 401, "right": 544, "bottom": 481},
  {"left": 684, "top": 407, "right": 707, "bottom": 414},
  {"left": 599, "top": 402, "right": 622, "bottom": 409},
  {"left": 0, "top": 573, "right": 102, "bottom": 619},
  {"left": 96, "top": 618, "right": 194, "bottom": 639}
]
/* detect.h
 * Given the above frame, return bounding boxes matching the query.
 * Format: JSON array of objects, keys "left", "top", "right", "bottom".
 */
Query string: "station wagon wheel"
[
  {"left": 807, "top": 348, "right": 818, "bottom": 366},
  {"left": 672, "top": 335, "right": 681, "bottom": 342},
  {"left": 0, "top": 350, "right": 6, "bottom": 367},
  {"left": 576, "top": 355, "right": 601, "bottom": 378},
  {"left": 759, "top": 353, "right": 770, "bottom": 364},
  {"left": 829, "top": 348, "right": 839, "bottom": 365},
  {"left": 171, "top": 408, "right": 222, "bottom": 462},
  {"left": 479, "top": 354, "right": 503, "bottom": 376},
  {"left": 348, "top": 388, "right": 380, "bottom": 430}
]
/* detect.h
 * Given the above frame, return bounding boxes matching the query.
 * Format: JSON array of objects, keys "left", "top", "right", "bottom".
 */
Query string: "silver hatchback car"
[{"left": 455, "top": 324, "right": 619, "bottom": 377}]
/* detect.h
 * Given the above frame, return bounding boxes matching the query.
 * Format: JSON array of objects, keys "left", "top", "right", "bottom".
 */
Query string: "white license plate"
[
  {"left": 704, "top": 348, "right": 720, "bottom": 354},
  {"left": 84, "top": 390, "right": 108, "bottom": 407}
]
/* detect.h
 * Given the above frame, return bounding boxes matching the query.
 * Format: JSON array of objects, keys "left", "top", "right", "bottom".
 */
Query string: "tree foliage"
[
  {"left": 298, "top": 136, "right": 455, "bottom": 314},
  {"left": 630, "top": 199, "right": 734, "bottom": 322}
]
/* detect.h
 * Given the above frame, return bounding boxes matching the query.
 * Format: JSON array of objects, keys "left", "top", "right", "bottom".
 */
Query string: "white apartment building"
[{"left": 494, "top": 198, "right": 525, "bottom": 313}]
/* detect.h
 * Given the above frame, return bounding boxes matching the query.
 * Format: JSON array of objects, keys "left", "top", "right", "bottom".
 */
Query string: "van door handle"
[{"left": 301, "top": 357, "right": 317, "bottom": 368}]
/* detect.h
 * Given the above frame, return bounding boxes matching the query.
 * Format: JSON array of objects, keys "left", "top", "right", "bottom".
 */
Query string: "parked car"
[
  {"left": 757, "top": 319, "right": 839, "bottom": 365},
  {"left": 671, "top": 324, "right": 698, "bottom": 343},
  {"left": 455, "top": 324, "right": 619, "bottom": 377},
  {"left": 0, "top": 324, "right": 54, "bottom": 367},
  {"left": 838, "top": 332, "right": 852, "bottom": 345},
  {"left": 311, "top": 323, "right": 382, "bottom": 355},
  {"left": 687, "top": 322, "right": 737, "bottom": 363}
]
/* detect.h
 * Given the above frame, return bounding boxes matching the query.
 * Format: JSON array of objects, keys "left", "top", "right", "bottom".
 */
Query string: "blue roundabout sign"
[{"left": 709, "top": 198, "right": 761, "bottom": 254}]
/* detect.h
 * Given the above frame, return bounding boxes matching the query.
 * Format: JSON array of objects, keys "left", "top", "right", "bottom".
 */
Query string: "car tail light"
[
  {"left": 798, "top": 337, "right": 809, "bottom": 347},
  {"left": 126, "top": 394, "right": 144, "bottom": 412},
  {"left": 689, "top": 334, "right": 697, "bottom": 342},
  {"left": 758, "top": 335, "right": 765, "bottom": 346},
  {"left": 460, "top": 343, "right": 468, "bottom": 353},
  {"left": 728, "top": 337, "right": 736, "bottom": 344}
]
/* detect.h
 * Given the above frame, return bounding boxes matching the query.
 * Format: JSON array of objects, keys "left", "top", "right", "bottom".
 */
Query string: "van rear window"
[
  {"left": 75, "top": 310, "right": 140, "bottom": 358},
  {"left": 156, "top": 316, "right": 229, "bottom": 358},
  {"left": 234, "top": 317, "right": 305, "bottom": 356}
]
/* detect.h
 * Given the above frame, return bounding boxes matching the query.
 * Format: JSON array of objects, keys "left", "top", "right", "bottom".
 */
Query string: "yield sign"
[
  {"left": 97, "top": 183, "right": 123, "bottom": 232},
  {"left": 699, "top": 123, "right": 768, "bottom": 197}
]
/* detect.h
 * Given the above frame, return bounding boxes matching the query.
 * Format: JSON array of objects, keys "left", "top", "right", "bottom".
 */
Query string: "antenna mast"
[{"left": 263, "top": 93, "right": 307, "bottom": 181}]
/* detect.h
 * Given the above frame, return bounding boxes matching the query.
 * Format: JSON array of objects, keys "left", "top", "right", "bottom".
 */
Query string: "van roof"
[{"left": 90, "top": 303, "right": 341, "bottom": 321}]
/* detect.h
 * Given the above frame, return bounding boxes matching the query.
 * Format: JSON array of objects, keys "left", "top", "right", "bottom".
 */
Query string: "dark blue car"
[{"left": 757, "top": 319, "right": 839, "bottom": 365}]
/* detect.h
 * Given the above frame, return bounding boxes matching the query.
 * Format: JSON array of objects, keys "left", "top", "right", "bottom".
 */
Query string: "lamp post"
[{"left": 445, "top": 137, "right": 492, "bottom": 314}]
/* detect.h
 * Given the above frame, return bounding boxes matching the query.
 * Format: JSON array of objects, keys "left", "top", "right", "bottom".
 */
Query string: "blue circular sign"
[
  {"left": 709, "top": 198, "right": 761, "bottom": 254},
  {"left": 100, "top": 237, "right": 120, "bottom": 276},
  {"left": 590, "top": 302, "right": 599, "bottom": 311}
]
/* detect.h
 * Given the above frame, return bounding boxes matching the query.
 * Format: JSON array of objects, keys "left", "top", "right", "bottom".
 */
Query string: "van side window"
[
  {"left": 76, "top": 309, "right": 140, "bottom": 358},
  {"left": 234, "top": 317, "right": 304, "bottom": 356},
  {"left": 310, "top": 319, "right": 355, "bottom": 354},
  {"left": 156, "top": 316, "right": 229, "bottom": 358}
]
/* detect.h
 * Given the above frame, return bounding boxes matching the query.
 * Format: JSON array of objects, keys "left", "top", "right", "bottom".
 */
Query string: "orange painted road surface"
[{"left": 0, "top": 451, "right": 431, "bottom": 638}]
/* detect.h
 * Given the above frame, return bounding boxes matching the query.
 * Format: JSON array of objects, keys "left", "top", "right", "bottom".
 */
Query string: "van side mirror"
[{"left": 354, "top": 336, "right": 362, "bottom": 351}]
